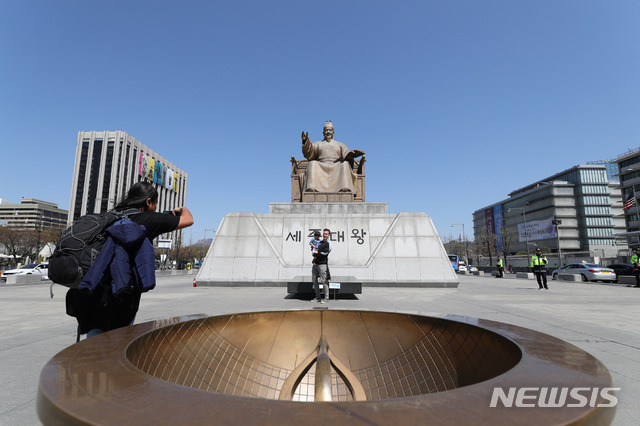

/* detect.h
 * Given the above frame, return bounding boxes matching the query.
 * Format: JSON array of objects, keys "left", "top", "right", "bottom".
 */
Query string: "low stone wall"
[
  {"left": 617, "top": 276, "right": 636, "bottom": 285},
  {"left": 516, "top": 272, "right": 534, "bottom": 279},
  {"left": 5, "top": 275, "right": 43, "bottom": 285},
  {"left": 472, "top": 271, "right": 484, "bottom": 276},
  {"left": 557, "top": 274, "right": 580, "bottom": 282}
]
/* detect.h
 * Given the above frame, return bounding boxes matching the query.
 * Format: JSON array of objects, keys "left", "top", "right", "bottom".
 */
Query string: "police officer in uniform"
[
  {"left": 631, "top": 248, "right": 640, "bottom": 288},
  {"left": 496, "top": 257, "right": 504, "bottom": 278},
  {"left": 531, "top": 248, "right": 549, "bottom": 290}
]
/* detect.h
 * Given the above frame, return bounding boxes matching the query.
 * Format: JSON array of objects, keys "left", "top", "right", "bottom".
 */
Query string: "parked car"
[
  {"left": 468, "top": 266, "right": 478, "bottom": 273},
  {"left": 458, "top": 261, "right": 467, "bottom": 273},
  {"left": 606, "top": 263, "right": 636, "bottom": 283},
  {"left": 1, "top": 262, "right": 49, "bottom": 280},
  {"left": 551, "top": 263, "right": 615, "bottom": 282}
]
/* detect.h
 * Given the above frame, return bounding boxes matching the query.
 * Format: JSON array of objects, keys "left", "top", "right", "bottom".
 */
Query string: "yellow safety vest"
[
  {"left": 531, "top": 255, "right": 548, "bottom": 267},
  {"left": 497, "top": 259, "right": 503, "bottom": 267}
]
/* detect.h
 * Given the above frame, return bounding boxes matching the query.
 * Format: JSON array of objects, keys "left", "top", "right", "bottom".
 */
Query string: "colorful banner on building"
[
  {"left": 154, "top": 162, "right": 163, "bottom": 184},
  {"left": 138, "top": 152, "right": 143, "bottom": 176},
  {"left": 166, "top": 168, "right": 174, "bottom": 190},
  {"left": 139, "top": 153, "right": 147, "bottom": 178},
  {"left": 518, "top": 218, "right": 557, "bottom": 242},
  {"left": 484, "top": 207, "right": 495, "bottom": 236},
  {"left": 147, "top": 157, "right": 155, "bottom": 181},
  {"left": 174, "top": 173, "right": 179, "bottom": 193}
]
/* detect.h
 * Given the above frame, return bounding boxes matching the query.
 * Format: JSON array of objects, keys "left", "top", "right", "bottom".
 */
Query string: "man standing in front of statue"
[{"left": 311, "top": 228, "right": 332, "bottom": 303}]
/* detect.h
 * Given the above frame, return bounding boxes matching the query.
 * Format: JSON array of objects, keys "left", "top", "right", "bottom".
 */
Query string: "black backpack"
[{"left": 48, "top": 209, "right": 141, "bottom": 288}]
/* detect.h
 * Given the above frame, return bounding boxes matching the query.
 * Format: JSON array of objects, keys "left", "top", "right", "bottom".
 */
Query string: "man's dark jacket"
[{"left": 314, "top": 240, "right": 331, "bottom": 265}]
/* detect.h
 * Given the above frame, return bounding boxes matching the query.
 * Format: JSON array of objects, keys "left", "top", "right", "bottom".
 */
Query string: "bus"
[{"left": 448, "top": 254, "right": 459, "bottom": 271}]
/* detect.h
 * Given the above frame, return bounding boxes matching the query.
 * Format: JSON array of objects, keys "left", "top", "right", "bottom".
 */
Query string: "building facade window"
[
  {"left": 73, "top": 141, "right": 90, "bottom": 221},
  {"left": 587, "top": 238, "right": 615, "bottom": 245},
  {"left": 620, "top": 156, "right": 640, "bottom": 169},
  {"left": 582, "top": 195, "right": 610, "bottom": 205},
  {"left": 86, "top": 140, "right": 103, "bottom": 215},
  {"left": 585, "top": 217, "right": 613, "bottom": 226},
  {"left": 101, "top": 141, "right": 115, "bottom": 212},
  {"left": 586, "top": 228, "right": 613, "bottom": 238},
  {"left": 620, "top": 169, "right": 640, "bottom": 184},
  {"left": 580, "top": 185, "right": 609, "bottom": 194}
]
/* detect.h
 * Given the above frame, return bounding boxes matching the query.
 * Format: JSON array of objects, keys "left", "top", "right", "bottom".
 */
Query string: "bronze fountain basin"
[{"left": 37, "top": 310, "right": 616, "bottom": 425}]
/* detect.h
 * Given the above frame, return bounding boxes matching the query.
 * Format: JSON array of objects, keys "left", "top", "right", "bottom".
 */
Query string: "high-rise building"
[
  {"left": 614, "top": 148, "right": 640, "bottom": 249},
  {"left": 473, "top": 163, "right": 626, "bottom": 259},
  {"left": 0, "top": 198, "right": 68, "bottom": 231},
  {"left": 69, "top": 131, "right": 188, "bottom": 244}
]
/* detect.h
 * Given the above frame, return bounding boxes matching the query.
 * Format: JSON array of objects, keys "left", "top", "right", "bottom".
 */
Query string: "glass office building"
[
  {"left": 69, "top": 131, "right": 188, "bottom": 245},
  {"left": 473, "top": 163, "right": 626, "bottom": 258}
]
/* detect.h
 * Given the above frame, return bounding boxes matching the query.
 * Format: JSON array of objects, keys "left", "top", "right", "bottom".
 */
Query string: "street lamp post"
[
  {"left": 508, "top": 207, "right": 531, "bottom": 267},
  {"left": 451, "top": 223, "right": 469, "bottom": 267},
  {"left": 552, "top": 218, "right": 562, "bottom": 267}
]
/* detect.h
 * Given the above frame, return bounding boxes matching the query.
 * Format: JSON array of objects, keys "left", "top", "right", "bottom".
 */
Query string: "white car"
[
  {"left": 1, "top": 262, "right": 49, "bottom": 280},
  {"left": 458, "top": 262, "right": 467, "bottom": 273},
  {"left": 550, "top": 263, "right": 615, "bottom": 283}
]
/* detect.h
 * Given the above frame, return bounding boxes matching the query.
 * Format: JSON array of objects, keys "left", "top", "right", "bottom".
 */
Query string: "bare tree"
[
  {"left": 0, "top": 227, "right": 38, "bottom": 264},
  {"left": 473, "top": 234, "right": 488, "bottom": 265},
  {"left": 498, "top": 222, "right": 518, "bottom": 269},
  {"left": 442, "top": 233, "right": 465, "bottom": 258}
]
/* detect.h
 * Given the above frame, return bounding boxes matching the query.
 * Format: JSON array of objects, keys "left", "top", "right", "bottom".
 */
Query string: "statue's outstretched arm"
[
  {"left": 344, "top": 149, "right": 365, "bottom": 162},
  {"left": 301, "top": 131, "right": 316, "bottom": 160}
]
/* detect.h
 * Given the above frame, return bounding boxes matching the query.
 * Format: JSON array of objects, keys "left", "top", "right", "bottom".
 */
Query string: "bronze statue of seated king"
[{"left": 291, "top": 121, "right": 365, "bottom": 203}]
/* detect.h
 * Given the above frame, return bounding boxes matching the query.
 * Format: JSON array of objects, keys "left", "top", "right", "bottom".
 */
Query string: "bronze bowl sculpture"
[{"left": 37, "top": 310, "right": 615, "bottom": 425}]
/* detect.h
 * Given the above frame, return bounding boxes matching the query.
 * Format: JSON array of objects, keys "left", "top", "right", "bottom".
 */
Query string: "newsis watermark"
[{"left": 490, "top": 387, "right": 619, "bottom": 408}]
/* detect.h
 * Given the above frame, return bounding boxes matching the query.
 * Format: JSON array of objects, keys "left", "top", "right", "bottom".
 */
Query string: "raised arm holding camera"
[{"left": 65, "top": 181, "right": 194, "bottom": 339}]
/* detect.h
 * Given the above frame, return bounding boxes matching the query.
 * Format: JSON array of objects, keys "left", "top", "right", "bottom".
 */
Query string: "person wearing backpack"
[{"left": 66, "top": 181, "right": 194, "bottom": 338}]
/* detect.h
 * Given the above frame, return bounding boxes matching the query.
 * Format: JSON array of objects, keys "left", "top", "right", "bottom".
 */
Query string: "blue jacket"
[{"left": 79, "top": 218, "right": 156, "bottom": 296}]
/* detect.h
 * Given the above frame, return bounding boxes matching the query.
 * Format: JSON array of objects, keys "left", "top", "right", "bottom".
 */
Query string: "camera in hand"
[{"left": 163, "top": 210, "right": 181, "bottom": 217}]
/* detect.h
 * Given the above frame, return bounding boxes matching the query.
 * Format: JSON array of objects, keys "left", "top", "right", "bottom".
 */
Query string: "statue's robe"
[{"left": 302, "top": 139, "right": 356, "bottom": 193}]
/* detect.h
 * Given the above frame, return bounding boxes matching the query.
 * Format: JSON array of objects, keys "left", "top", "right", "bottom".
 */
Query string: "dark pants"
[
  {"left": 497, "top": 267, "right": 504, "bottom": 278},
  {"left": 534, "top": 271, "right": 548, "bottom": 289},
  {"left": 635, "top": 268, "right": 640, "bottom": 286}
]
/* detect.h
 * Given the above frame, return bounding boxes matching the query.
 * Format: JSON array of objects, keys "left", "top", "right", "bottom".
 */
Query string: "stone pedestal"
[{"left": 196, "top": 203, "right": 458, "bottom": 288}]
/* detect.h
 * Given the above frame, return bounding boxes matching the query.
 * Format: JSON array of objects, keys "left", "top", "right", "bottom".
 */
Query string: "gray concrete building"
[
  {"left": 68, "top": 131, "right": 188, "bottom": 244},
  {"left": 0, "top": 198, "right": 68, "bottom": 231},
  {"left": 473, "top": 163, "right": 626, "bottom": 260},
  {"left": 614, "top": 148, "right": 640, "bottom": 248}
]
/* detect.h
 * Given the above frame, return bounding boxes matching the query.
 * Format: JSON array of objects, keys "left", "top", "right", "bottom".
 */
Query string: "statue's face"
[{"left": 323, "top": 128, "right": 334, "bottom": 140}]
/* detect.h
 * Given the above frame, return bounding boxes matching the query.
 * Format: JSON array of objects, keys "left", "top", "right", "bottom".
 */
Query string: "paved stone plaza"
[{"left": 1, "top": 273, "right": 639, "bottom": 425}]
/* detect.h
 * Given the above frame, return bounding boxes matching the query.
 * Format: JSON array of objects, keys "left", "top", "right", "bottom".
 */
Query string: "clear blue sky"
[{"left": 1, "top": 1, "right": 639, "bottom": 243}]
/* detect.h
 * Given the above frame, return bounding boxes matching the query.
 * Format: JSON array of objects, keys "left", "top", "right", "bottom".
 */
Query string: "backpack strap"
[{"left": 110, "top": 208, "right": 143, "bottom": 219}]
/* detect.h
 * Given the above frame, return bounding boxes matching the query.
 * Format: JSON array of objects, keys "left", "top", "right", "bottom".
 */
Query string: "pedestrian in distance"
[
  {"left": 310, "top": 228, "right": 332, "bottom": 304},
  {"left": 66, "top": 181, "right": 194, "bottom": 338},
  {"left": 496, "top": 256, "right": 504, "bottom": 278},
  {"left": 531, "top": 248, "right": 549, "bottom": 290},
  {"left": 630, "top": 247, "right": 640, "bottom": 288}
]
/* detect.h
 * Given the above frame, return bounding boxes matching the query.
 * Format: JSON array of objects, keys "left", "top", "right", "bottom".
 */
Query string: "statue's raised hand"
[{"left": 301, "top": 131, "right": 310, "bottom": 145}]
